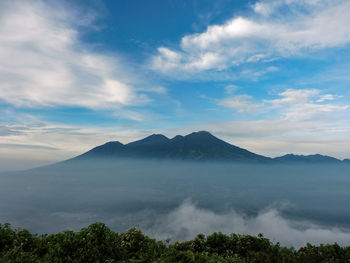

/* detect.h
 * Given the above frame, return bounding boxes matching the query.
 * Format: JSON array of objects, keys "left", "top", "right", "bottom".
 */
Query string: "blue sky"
[{"left": 1, "top": 0, "right": 350, "bottom": 170}]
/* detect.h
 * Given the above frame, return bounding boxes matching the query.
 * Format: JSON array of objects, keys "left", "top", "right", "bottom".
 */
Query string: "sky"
[{"left": 1, "top": 0, "right": 350, "bottom": 170}]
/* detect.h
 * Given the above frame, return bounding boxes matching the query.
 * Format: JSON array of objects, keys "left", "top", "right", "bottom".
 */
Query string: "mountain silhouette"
[
  {"left": 67, "top": 131, "right": 348, "bottom": 164},
  {"left": 75, "top": 131, "right": 270, "bottom": 162}
]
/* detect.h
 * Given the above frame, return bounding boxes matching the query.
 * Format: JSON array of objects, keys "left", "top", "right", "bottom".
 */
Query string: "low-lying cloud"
[{"left": 146, "top": 200, "right": 350, "bottom": 248}]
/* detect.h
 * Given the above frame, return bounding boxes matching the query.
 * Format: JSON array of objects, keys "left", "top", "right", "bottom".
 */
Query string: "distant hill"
[
  {"left": 274, "top": 154, "right": 342, "bottom": 163},
  {"left": 64, "top": 131, "right": 348, "bottom": 164}
]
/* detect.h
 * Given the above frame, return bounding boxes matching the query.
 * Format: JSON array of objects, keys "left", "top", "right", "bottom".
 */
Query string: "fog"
[{"left": 0, "top": 159, "right": 350, "bottom": 247}]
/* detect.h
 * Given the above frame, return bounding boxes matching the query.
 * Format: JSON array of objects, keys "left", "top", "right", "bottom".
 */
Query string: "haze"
[{"left": 1, "top": 159, "right": 350, "bottom": 247}]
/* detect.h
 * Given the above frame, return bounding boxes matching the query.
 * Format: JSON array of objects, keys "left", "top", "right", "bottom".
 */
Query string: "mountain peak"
[
  {"left": 145, "top": 134, "right": 169, "bottom": 141},
  {"left": 188, "top": 130, "right": 212, "bottom": 135},
  {"left": 104, "top": 141, "right": 124, "bottom": 146},
  {"left": 185, "top": 131, "right": 216, "bottom": 139},
  {"left": 127, "top": 134, "right": 169, "bottom": 146}
]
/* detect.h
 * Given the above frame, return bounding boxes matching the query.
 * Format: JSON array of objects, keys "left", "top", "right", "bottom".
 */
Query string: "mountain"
[
  {"left": 274, "top": 154, "right": 341, "bottom": 163},
  {"left": 65, "top": 131, "right": 348, "bottom": 164},
  {"left": 74, "top": 131, "right": 271, "bottom": 163}
]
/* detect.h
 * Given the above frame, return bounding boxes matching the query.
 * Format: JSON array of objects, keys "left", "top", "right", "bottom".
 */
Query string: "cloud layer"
[{"left": 146, "top": 201, "right": 350, "bottom": 248}]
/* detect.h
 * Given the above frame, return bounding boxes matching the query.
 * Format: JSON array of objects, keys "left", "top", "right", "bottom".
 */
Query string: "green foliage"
[{"left": 1, "top": 222, "right": 350, "bottom": 262}]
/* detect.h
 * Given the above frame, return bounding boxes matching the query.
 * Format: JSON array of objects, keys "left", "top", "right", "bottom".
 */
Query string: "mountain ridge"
[
  {"left": 71, "top": 131, "right": 348, "bottom": 164},
  {"left": 273, "top": 153, "right": 341, "bottom": 163}
]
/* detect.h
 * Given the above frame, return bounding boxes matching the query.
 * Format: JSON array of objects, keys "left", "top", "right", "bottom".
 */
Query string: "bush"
[{"left": 0, "top": 222, "right": 349, "bottom": 262}]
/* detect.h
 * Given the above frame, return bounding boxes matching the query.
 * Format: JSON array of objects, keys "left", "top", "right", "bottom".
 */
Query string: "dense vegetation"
[{"left": 1, "top": 222, "right": 349, "bottom": 262}]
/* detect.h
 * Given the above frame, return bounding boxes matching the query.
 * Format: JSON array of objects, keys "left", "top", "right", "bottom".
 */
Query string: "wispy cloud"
[
  {"left": 151, "top": 0, "right": 350, "bottom": 76},
  {"left": 267, "top": 89, "right": 348, "bottom": 121},
  {"left": 0, "top": 0, "right": 155, "bottom": 111},
  {"left": 218, "top": 88, "right": 348, "bottom": 120},
  {"left": 0, "top": 143, "right": 58, "bottom": 150},
  {"left": 219, "top": 94, "right": 263, "bottom": 113}
]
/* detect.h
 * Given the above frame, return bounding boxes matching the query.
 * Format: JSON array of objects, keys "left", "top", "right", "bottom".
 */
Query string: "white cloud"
[
  {"left": 270, "top": 89, "right": 321, "bottom": 104},
  {"left": 113, "top": 110, "right": 143, "bottom": 122},
  {"left": 224, "top": 84, "right": 240, "bottom": 94},
  {"left": 219, "top": 95, "right": 262, "bottom": 113},
  {"left": 151, "top": 0, "right": 350, "bottom": 74},
  {"left": 317, "top": 94, "right": 341, "bottom": 103},
  {"left": 282, "top": 103, "right": 348, "bottom": 121},
  {"left": 218, "top": 88, "right": 348, "bottom": 119},
  {"left": 252, "top": 2, "right": 273, "bottom": 17},
  {"left": 241, "top": 66, "right": 279, "bottom": 80},
  {"left": 146, "top": 201, "right": 350, "bottom": 247},
  {"left": 142, "top": 86, "right": 167, "bottom": 95},
  {"left": 0, "top": 0, "right": 152, "bottom": 110},
  {"left": 246, "top": 53, "right": 269, "bottom": 62},
  {"left": 253, "top": 0, "right": 330, "bottom": 17},
  {"left": 267, "top": 89, "right": 348, "bottom": 120}
]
